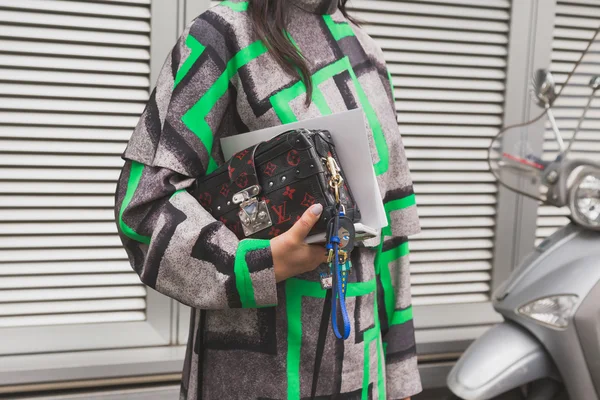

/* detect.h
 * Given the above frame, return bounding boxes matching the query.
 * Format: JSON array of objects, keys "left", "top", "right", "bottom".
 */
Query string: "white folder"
[{"left": 220, "top": 108, "right": 388, "bottom": 243}]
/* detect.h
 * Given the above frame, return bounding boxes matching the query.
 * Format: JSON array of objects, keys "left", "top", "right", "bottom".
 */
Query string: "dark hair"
[{"left": 248, "top": 0, "right": 358, "bottom": 105}]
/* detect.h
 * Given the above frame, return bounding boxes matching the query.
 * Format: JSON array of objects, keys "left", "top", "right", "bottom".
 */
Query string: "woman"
[{"left": 115, "top": 0, "right": 421, "bottom": 398}]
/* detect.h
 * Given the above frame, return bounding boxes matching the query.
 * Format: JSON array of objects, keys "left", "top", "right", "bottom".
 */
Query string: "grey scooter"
[{"left": 447, "top": 26, "right": 600, "bottom": 400}]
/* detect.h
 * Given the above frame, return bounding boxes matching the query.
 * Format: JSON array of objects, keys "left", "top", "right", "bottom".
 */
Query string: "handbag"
[
  {"left": 191, "top": 127, "right": 359, "bottom": 341},
  {"left": 190, "top": 128, "right": 360, "bottom": 241}
]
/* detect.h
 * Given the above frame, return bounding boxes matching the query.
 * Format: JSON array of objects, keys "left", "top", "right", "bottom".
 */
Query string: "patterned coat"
[{"left": 115, "top": 0, "right": 421, "bottom": 398}]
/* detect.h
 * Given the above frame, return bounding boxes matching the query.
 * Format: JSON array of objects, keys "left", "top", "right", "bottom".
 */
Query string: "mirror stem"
[{"left": 545, "top": 104, "right": 566, "bottom": 153}]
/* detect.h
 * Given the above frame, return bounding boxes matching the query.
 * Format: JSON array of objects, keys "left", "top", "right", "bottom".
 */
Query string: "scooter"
[{"left": 447, "top": 25, "right": 600, "bottom": 400}]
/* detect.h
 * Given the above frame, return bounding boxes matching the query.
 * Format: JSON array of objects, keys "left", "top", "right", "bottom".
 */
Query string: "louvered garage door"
[
  {"left": 536, "top": 0, "right": 600, "bottom": 245},
  {"left": 0, "top": 0, "right": 150, "bottom": 328},
  {"left": 349, "top": 0, "right": 510, "bottom": 305}
]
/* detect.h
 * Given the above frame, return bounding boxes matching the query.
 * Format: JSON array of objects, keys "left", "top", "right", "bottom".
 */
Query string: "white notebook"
[{"left": 221, "top": 109, "right": 387, "bottom": 243}]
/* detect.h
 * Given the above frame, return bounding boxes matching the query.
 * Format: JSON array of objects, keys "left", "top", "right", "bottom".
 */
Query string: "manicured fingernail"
[{"left": 310, "top": 204, "right": 323, "bottom": 215}]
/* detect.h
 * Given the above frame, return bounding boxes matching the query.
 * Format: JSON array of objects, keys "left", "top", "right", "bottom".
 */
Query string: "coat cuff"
[
  {"left": 386, "top": 355, "right": 422, "bottom": 399},
  {"left": 234, "top": 239, "right": 278, "bottom": 308}
]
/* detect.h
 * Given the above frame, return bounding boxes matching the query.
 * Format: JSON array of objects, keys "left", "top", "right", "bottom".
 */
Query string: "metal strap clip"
[{"left": 324, "top": 156, "right": 344, "bottom": 204}]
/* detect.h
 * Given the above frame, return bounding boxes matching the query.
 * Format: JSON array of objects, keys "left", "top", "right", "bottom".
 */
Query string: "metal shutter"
[
  {"left": 536, "top": 0, "right": 600, "bottom": 245},
  {"left": 0, "top": 0, "right": 151, "bottom": 327},
  {"left": 348, "top": 0, "right": 510, "bottom": 306}
]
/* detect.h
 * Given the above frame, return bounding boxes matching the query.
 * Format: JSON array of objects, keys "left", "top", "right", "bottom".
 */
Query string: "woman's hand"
[{"left": 271, "top": 204, "right": 329, "bottom": 283}]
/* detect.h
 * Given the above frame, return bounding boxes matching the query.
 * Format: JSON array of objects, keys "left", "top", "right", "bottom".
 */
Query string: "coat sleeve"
[
  {"left": 376, "top": 237, "right": 422, "bottom": 399},
  {"left": 114, "top": 16, "right": 278, "bottom": 310}
]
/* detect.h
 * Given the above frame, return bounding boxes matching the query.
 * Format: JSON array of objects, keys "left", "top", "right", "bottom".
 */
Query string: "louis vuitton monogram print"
[{"left": 115, "top": 1, "right": 421, "bottom": 399}]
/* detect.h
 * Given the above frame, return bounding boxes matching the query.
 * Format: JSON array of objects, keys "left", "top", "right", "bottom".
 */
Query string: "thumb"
[{"left": 288, "top": 204, "right": 323, "bottom": 240}]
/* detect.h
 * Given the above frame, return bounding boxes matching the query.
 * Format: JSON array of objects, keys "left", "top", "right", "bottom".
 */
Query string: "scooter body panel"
[
  {"left": 449, "top": 224, "right": 600, "bottom": 399},
  {"left": 493, "top": 224, "right": 599, "bottom": 305},
  {"left": 492, "top": 225, "right": 600, "bottom": 400},
  {"left": 447, "top": 322, "right": 557, "bottom": 400}
]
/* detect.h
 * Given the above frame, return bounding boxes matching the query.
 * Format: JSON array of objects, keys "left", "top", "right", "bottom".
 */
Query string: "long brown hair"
[{"left": 248, "top": 0, "right": 357, "bottom": 105}]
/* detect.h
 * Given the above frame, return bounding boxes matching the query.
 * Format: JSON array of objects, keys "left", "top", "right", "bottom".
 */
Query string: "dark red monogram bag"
[{"left": 190, "top": 128, "right": 360, "bottom": 240}]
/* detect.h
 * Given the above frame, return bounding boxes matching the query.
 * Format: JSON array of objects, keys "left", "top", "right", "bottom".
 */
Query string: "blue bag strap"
[{"left": 329, "top": 217, "right": 351, "bottom": 340}]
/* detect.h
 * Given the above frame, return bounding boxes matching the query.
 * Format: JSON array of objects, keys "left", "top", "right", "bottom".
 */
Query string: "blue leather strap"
[{"left": 329, "top": 210, "right": 351, "bottom": 340}]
